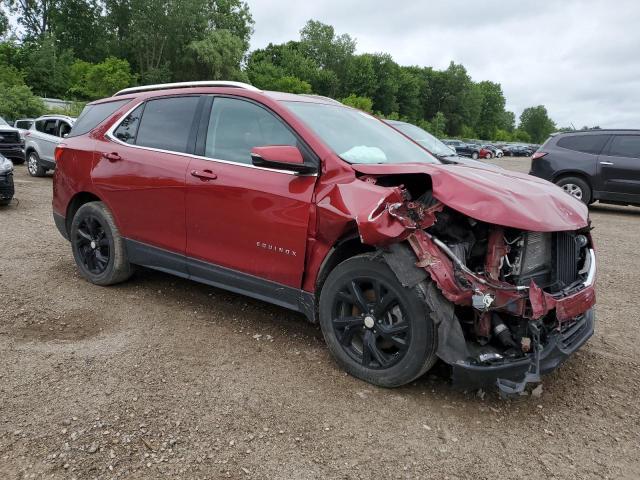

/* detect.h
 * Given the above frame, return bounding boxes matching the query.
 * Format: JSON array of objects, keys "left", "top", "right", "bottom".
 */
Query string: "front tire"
[
  {"left": 319, "top": 253, "right": 437, "bottom": 388},
  {"left": 555, "top": 176, "right": 592, "bottom": 205},
  {"left": 485, "top": 152, "right": 492, "bottom": 159},
  {"left": 26, "top": 151, "right": 46, "bottom": 177},
  {"left": 70, "top": 201, "right": 134, "bottom": 286}
]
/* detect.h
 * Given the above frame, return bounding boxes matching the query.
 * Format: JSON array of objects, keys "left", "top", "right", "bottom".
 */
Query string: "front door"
[
  {"left": 185, "top": 96, "right": 317, "bottom": 288},
  {"left": 597, "top": 134, "right": 640, "bottom": 202},
  {"left": 92, "top": 96, "right": 202, "bottom": 259}
]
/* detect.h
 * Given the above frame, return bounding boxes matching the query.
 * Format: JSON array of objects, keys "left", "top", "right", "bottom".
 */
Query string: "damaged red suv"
[{"left": 52, "top": 81, "right": 596, "bottom": 396}]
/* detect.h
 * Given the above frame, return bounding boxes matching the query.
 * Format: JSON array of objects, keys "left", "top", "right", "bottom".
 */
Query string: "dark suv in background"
[{"left": 530, "top": 130, "right": 640, "bottom": 206}]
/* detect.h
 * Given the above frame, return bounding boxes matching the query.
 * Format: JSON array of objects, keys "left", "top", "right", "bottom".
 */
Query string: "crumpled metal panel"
[{"left": 351, "top": 163, "right": 589, "bottom": 232}]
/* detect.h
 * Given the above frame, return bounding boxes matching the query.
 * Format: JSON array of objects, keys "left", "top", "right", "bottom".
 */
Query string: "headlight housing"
[{"left": 0, "top": 155, "right": 13, "bottom": 174}]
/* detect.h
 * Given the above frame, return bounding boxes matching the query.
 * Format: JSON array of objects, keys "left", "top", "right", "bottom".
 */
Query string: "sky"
[{"left": 248, "top": 0, "right": 640, "bottom": 129}]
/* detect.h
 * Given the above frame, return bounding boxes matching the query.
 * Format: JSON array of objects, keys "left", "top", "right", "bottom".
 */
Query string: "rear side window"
[
  {"left": 606, "top": 135, "right": 640, "bottom": 159},
  {"left": 135, "top": 96, "right": 200, "bottom": 153},
  {"left": 69, "top": 99, "right": 130, "bottom": 137},
  {"left": 113, "top": 105, "right": 144, "bottom": 144},
  {"left": 36, "top": 119, "right": 57, "bottom": 135},
  {"left": 15, "top": 120, "right": 32, "bottom": 129},
  {"left": 556, "top": 135, "right": 610, "bottom": 154},
  {"left": 205, "top": 97, "right": 297, "bottom": 164}
]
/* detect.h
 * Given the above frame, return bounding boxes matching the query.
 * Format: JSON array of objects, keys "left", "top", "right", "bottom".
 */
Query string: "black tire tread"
[
  {"left": 319, "top": 252, "right": 438, "bottom": 388},
  {"left": 71, "top": 201, "right": 134, "bottom": 286}
]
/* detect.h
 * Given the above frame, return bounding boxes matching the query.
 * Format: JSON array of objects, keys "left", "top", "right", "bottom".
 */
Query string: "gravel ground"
[{"left": 1, "top": 158, "right": 639, "bottom": 479}]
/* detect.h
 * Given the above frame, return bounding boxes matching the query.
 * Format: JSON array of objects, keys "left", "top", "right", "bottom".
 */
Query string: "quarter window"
[
  {"left": 556, "top": 135, "right": 610, "bottom": 154},
  {"left": 607, "top": 135, "right": 640, "bottom": 159},
  {"left": 205, "top": 97, "right": 297, "bottom": 164},
  {"left": 135, "top": 96, "right": 200, "bottom": 153},
  {"left": 69, "top": 99, "right": 130, "bottom": 137},
  {"left": 113, "top": 105, "right": 144, "bottom": 144}
]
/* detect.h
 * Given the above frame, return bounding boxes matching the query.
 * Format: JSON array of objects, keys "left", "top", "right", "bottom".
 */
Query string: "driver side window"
[{"left": 205, "top": 97, "right": 297, "bottom": 165}]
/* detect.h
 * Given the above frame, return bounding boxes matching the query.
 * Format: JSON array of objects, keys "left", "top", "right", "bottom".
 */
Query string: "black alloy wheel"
[
  {"left": 75, "top": 215, "right": 110, "bottom": 275},
  {"left": 70, "top": 201, "right": 134, "bottom": 285},
  {"left": 319, "top": 253, "right": 438, "bottom": 387},
  {"left": 331, "top": 277, "right": 410, "bottom": 370}
]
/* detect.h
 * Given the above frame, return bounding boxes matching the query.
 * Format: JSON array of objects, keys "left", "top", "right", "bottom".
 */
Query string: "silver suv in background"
[{"left": 25, "top": 115, "right": 75, "bottom": 177}]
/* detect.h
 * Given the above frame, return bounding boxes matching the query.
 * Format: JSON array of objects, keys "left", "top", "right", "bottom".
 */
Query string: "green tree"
[
  {"left": 341, "top": 94, "right": 373, "bottom": 113},
  {"left": 396, "top": 67, "right": 423, "bottom": 122},
  {"left": 85, "top": 57, "right": 134, "bottom": 97},
  {"left": 519, "top": 105, "right": 556, "bottom": 143},
  {"left": 22, "top": 35, "right": 75, "bottom": 97},
  {"left": 499, "top": 110, "right": 516, "bottom": 132},
  {"left": 185, "top": 29, "right": 247, "bottom": 81},
  {"left": 299, "top": 19, "right": 355, "bottom": 82},
  {"left": 50, "top": 0, "right": 108, "bottom": 62},
  {"left": 0, "top": 84, "right": 45, "bottom": 119},
  {"left": 0, "top": 7, "right": 8, "bottom": 37},
  {"left": 475, "top": 81, "right": 506, "bottom": 140},
  {"left": 3, "top": 0, "right": 56, "bottom": 39},
  {"left": 369, "top": 53, "right": 399, "bottom": 115}
]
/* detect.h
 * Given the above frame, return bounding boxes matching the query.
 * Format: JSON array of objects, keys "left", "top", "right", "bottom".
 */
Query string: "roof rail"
[
  {"left": 114, "top": 81, "right": 261, "bottom": 97},
  {"left": 299, "top": 94, "right": 343, "bottom": 106}
]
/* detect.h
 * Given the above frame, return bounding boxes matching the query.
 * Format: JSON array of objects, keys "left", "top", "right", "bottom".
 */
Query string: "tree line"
[{"left": 0, "top": 1, "right": 557, "bottom": 143}]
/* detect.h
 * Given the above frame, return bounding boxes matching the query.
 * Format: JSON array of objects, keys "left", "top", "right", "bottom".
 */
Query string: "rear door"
[
  {"left": 34, "top": 118, "right": 60, "bottom": 162},
  {"left": 185, "top": 95, "right": 317, "bottom": 288},
  {"left": 92, "top": 95, "right": 202, "bottom": 263},
  {"left": 597, "top": 134, "right": 640, "bottom": 201}
]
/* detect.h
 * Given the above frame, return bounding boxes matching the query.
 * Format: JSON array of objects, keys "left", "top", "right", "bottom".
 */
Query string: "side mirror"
[{"left": 250, "top": 145, "right": 316, "bottom": 174}]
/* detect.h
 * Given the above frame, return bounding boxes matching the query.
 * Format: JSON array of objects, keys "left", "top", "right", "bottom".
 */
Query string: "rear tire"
[
  {"left": 26, "top": 151, "right": 46, "bottom": 177},
  {"left": 471, "top": 152, "right": 479, "bottom": 160},
  {"left": 485, "top": 152, "right": 492, "bottom": 159},
  {"left": 555, "top": 176, "right": 592, "bottom": 205},
  {"left": 319, "top": 253, "right": 438, "bottom": 388},
  {"left": 70, "top": 201, "right": 134, "bottom": 286}
]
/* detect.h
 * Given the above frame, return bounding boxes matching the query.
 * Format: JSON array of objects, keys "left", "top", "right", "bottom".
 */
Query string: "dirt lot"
[{"left": 1, "top": 157, "right": 639, "bottom": 479}]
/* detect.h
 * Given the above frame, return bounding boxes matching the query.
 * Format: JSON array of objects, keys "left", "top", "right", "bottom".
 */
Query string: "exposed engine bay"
[{"left": 350, "top": 172, "right": 596, "bottom": 395}]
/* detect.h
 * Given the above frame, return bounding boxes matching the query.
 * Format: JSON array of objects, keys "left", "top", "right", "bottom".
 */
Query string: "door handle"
[
  {"left": 599, "top": 161, "right": 614, "bottom": 166},
  {"left": 103, "top": 152, "right": 122, "bottom": 162},
  {"left": 190, "top": 169, "right": 218, "bottom": 181}
]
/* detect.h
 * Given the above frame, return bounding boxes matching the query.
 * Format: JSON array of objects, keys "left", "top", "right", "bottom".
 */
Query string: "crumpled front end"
[{"left": 316, "top": 165, "right": 596, "bottom": 396}]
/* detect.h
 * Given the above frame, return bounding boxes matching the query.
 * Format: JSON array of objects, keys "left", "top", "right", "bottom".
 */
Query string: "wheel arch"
[
  {"left": 64, "top": 191, "right": 103, "bottom": 237},
  {"left": 551, "top": 170, "right": 594, "bottom": 190},
  {"left": 314, "top": 235, "right": 376, "bottom": 300}
]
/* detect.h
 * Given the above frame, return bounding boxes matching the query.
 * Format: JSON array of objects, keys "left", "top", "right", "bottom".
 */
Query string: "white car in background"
[{"left": 24, "top": 114, "right": 75, "bottom": 177}]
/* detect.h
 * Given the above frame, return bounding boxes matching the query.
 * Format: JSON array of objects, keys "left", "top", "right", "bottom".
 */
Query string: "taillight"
[
  {"left": 54, "top": 144, "right": 66, "bottom": 162},
  {"left": 531, "top": 151, "right": 547, "bottom": 160}
]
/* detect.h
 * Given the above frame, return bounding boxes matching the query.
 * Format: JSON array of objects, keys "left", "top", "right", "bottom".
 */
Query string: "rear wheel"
[
  {"left": 70, "top": 201, "right": 134, "bottom": 286},
  {"left": 319, "top": 253, "right": 437, "bottom": 387},
  {"left": 26, "top": 151, "right": 46, "bottom": 177},
  {"left": 471, "top": 152, "right": 479, "bottom": 160},
  {"left": 555, "top": 176, "right": 592, "bottom": 205},
  {"left": 484, "top": 152, "right": 492, "bottom": 159}
]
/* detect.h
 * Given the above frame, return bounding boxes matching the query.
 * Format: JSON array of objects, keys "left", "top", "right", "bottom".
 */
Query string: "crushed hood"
[{"left": 352, "top": 162, "right": 589, "bottom": 232}]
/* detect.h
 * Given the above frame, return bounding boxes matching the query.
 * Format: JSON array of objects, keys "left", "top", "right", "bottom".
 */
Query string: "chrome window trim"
[{"left": 104, "top": 100, "right": 318, "bottom": 177}]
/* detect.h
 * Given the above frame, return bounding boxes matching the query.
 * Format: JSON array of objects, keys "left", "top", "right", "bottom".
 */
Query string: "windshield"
[
  {"left": 283, "top": 102, "right": 439, "bottom": 164},
  {"left": 389, "top": 122, "right": 457, "bottom": 157},
  {"left": 0, "top": 118, "right": 8, "bottom": 126}
]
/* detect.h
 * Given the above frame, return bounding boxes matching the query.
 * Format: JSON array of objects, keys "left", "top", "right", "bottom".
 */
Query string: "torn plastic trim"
[{"left": 406, "top": 229, "right": 596, "bottom": 321}]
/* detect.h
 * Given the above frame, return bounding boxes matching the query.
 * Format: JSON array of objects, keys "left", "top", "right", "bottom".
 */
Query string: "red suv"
[{"left": 52, "top": 81, "right": 596, "bottom": 396}]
